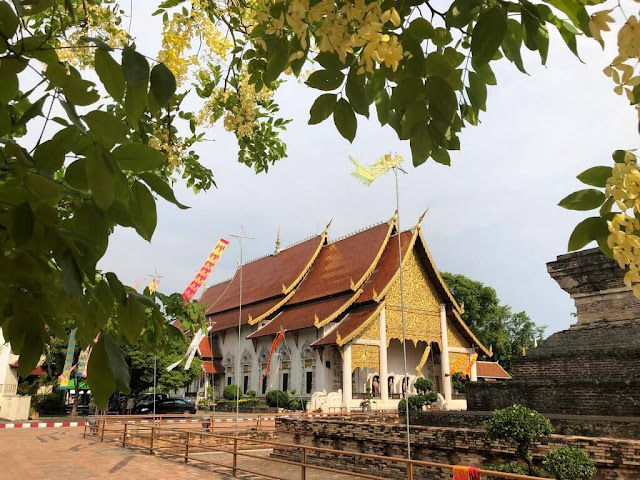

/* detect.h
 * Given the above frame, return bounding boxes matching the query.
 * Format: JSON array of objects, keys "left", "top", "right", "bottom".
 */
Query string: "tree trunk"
[{"left": 70, "top": 382, "right": 80, "bottom": 416}]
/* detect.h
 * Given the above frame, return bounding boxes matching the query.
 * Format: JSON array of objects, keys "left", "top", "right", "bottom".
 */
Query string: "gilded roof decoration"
[{"left": 352, "top": 344, "right": 380, "bottom": 372}]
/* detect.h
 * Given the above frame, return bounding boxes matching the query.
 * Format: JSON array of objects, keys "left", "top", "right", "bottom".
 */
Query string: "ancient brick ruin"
[{"left": 466, "top": 248, "right": 640, "bottom": 416}]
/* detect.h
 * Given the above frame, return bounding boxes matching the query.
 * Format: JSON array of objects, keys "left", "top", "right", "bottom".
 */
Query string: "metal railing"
[
  {"left": 0, "top": 383, "right": 17, "bottom": 396},
  {"left": 85, "top": 417, "right": 547, "bottom": 480}
]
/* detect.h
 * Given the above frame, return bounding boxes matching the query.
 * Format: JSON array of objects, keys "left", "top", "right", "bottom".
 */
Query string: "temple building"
[{"left": 197, "top": 214, "right": 490, "bottom": 411}]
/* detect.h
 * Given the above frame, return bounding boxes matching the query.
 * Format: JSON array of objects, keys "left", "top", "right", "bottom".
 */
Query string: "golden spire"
[{"left": 275, "top": 224, "right": 281, "bottom": 254}]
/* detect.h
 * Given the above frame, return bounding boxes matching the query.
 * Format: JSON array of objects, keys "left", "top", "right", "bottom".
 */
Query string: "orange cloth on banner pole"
[
  {"left": 453, "top": 466, "right": 470, "bottom": 480},
  {"left": 461, "top": 353, "right": 478, "bottom": 378},
  {"left": 182, "top": 238, "right": 229, "bottom": 301},
  {"left": 261, "top": 330, "right": 285, "bottom": 386},
  {"left": 449, "top": 353, "right": 468, "bottom": 376},
  {"left": 469, "top": 467, "right": 480, "bottom": 480}
]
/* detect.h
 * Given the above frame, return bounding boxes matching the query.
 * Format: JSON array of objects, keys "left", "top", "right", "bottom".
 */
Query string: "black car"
[{"left": 132, "top": 397, "right": 196, "bottom": 415}]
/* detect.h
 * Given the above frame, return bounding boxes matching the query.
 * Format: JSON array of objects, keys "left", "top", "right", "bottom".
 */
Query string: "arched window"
[
  {"left": 301, "top": 342, "right": 316, "bottom": 396},
  {"left": 241, "top": 349, "right": 252, "bottom": 394}
]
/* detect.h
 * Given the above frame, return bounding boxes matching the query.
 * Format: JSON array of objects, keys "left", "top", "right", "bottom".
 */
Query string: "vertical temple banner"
[
  {"left": 262, "top": 330, "right": 285, "bottom": 386},
  {"left": 75, "top": 348, "right": 90, "bottom": 378},
  {"left": 182, "top": 238, "right": 230, "bottom": 301},
  {"left": 59, "top": 329, "right": 77, "bottom": 389},
  {"left": 461, "top": 353, "right": 478, "bottom": 379}
]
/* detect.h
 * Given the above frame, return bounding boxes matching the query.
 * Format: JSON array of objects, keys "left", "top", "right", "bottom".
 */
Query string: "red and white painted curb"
[{"left": 0, "top": 421, "right": 86, "bottom": 429}]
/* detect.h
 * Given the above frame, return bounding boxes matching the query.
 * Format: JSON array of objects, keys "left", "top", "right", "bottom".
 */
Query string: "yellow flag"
[{"left": 350, "top": 153, "right": 403, "bottom": 186}]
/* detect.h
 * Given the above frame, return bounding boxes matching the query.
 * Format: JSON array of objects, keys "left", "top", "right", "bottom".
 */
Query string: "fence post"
[
  {"left": 185, "top": 432, "right": 190, "bottom": 464},
  {"left": 122, "top": 423, "right": 128, "bottom": 448},
  {"left": 83, "top": 420, "right": 87, "bottom": 439},
  {"left": 301, "top": 446, "right": 307, "bottom": 480},
  {"left": 100, "top": 419, "right": 105, "bottom": 443},
  {"left": 232, "top": 437, "right": 238, "bottom": 477},
  {"left": 406, "top": 462, "right": 413, "bottom": 480},
  {"left": 258, "top": 415, "right": 262, "bottom": 432},
  {"left": 149, "top": 426, "right": 155, "bottom": 455},
  {"left": 210, "top": 415, "right": 214, "bottom": 432}
]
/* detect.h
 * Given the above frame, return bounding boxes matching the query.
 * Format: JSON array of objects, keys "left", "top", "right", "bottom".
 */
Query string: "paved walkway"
[{"left": 0, "top": 427, "right": 361, "bottom": 480}]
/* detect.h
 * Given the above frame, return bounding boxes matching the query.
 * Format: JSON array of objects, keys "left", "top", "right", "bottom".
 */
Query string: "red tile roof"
[
  {"left": 289, "top": 223, "right": 391, "bottom": 305},
  {"left": 311, "top": 304, "right": 379, "bottom": 346},
  {"left": 358, "top": 231, "right": 412, "bottom": 303},
  {"left": 199, "top": 337, "right": 212, "bottom": 358},
  {"left": 204, "top": 235, "right": 325, "bottom": 315},
  {"left": 199, "top": 280, "right": 232, "bottom": 310},
  {"left": 247, "top": 295, "right": 353, "bottom": 339},
  {"left": 477, "top": 361, "right": 511, "bottom": 379},
  {"left": 202, "top": 360, "right": 224, "bottom": 374},
  {"left": 207, "top": 298, "right": 282, "bottom": 332}
]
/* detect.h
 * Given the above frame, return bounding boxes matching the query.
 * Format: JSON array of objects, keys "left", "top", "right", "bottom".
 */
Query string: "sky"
[{"left": 99, "top": 4, "right": 639, "bottom": 337}]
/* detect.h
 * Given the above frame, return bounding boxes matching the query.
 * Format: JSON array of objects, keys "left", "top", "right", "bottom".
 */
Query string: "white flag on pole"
[{"left": 167, "top": 326, "right": 211, "bottom": 372}]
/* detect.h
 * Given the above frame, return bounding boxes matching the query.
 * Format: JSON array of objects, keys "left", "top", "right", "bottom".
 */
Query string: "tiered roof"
[{"left": 199, "top": 214, "right": 489, "bottom": 354}]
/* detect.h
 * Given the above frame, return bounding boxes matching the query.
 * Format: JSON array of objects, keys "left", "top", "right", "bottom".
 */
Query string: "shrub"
[
  {"left": 288, "top": 398, "right": 307, "bottom": 411},
  {"left": 398, "top": 395, "right": 429, "bottom": 414},
  {"left": 216, "top": 398, "right": 260, "bottom": 408},
  {"left": 265, "top": 389, "right": 289, "bottom": 408},
  {"left": 33, "top": 392, "right": 66, "bottom": 415},
  {"left": 487, "top": 462, "right": 531, "bottom": 480},
  {"left": 414, "top": 378, "right": 435, "bottom": 395},
  {"left": 486, "top": 405, "right": 553, "bottom": 474},
  {"left": 198, "top": 398, "right": 210, "bottom": 410},
  {"left": 543, "top": 447, "right": 596, "bottom": 480},
  {"left": 451, "top": 372, "right": 466, "bottom": 394},
  {"left": 246, "top": 390, "right": 257, "bottom": 398},
  {"left": 223, "top": 384, "right": 241, "bottom": 401}
]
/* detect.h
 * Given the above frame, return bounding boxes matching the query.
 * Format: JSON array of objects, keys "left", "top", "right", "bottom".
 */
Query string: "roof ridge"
[
  {"left": 242, "top": 233, "right": 321, "bottom": 266},
  {"left": 207, "top": 277, "right": 233, "bottom": 288},
  {"left": 329, "top": 219, "right": 389, "bottom": 245}
]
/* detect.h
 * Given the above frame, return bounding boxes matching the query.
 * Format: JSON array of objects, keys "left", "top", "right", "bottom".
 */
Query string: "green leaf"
[
  {"left": 402, "top": 101, "right": 429, "bottom": 138},
  {"left": 86, "top": 151, "right": 116, "bottom": 209},
  {"left": 558, "top": 189, "right": 606, "bottom": 211},
  {"left": 113, "top": 143, "right": 166, "bottom": 172},
  {"left": 24, "top": 173, "right": 61, "bottom": 205},
  {"left": 0, "top": 104, "right": 10, "bottom": 136},
  {"left": 130, "top": 180, "right": 157, "bottom": 241},
  {"left": 150, "top": 63, "right": 176, "bottom": 107},
  {"left": 83, "top": 110, "right": 129, "bottom": 142},
  {"left": 122, "top": 46, "right": 150, "bottom": 89},
  {"left": 408, "top": 18, "right": 435, "bottom": 39},
  {"left": 95, "top": 49, "right": 125, "bottom": 102},
  {"left": 138, "top": 172, "right": 189, "bottom": 209},
  {"left": 124, "top": 84, "right": 147, "bottom": 129},
  {"left": 431, "top": 146, "right": 451, "bottom": 166},
  {"left": 345, "top": 70, "right": 369, "bottom": 117},
  {"left": 473, "top": 61, "right": 497, "bottom": 86},
  {"left": 0, "top": 68, "right": 18, "bottom": 103},
  {"left": 557, "top": 20, "right": 581, "bottom": 59},
  {"left": 543, "top": 0, "right": 591, "bottom": 35},
  {"left": 315, "top": 51, "right": 349, "bottom": 70},
  {"left": 16, "top": 95, "right": 47, "bottom": 128},
  {"left": 376, "top": 90, "right": 390, "bottom": 126},
  {"left": 612, "top": 150, "right": 635, "bottom": 163},
  {"left": 306, "top": 70, "right": 345, "bottom": 91},
  {"left": 390, "top": 76, "right": 423, "bottom": 110},
  {"left": 33, "top": 138, "right": 66, "bottom": 173},
  {"left": 118, "top": 297, "right": 146, "bottom": 344},
  {"left": 425, "top": 52, "right": 455, "bottom": 79},
  {"left": 537, "top": 25, "right": 550, "bottom": 64},
  {"left": 426, "top": 77, "right": 457, "bottom": 133},
  {"left": 467, "top": 72, "right": 487, "bottom": 112},
  {"left": 265, "top": 38, "right": 289, "bottom": 84},
  {"left": 106, "top": 272, "right": 126, "bottom": 303},
  {"left": 502, "top": 19, "right": 526, "bottom": 73},
  {"left": 60, "top": 251, "right": 83, "bottom": 296},
  {"left": 333, "top": 98, "right": 357, "bottom": 143},
  {"left": 471, "top": 6, "right": 507, "bottom": 65},
  {"left": 446, "top": 0, "right": 480, "bottom": 28},
  {"left": 80, "top": 36, "right": 112, "bottom": 51},
  {"left": 576, "top": 166, "right": 613, "bottom": 188},
  {"left": 433, "top": 27, "right": 453, "bottom": 46},
  {"left": 309, "top": 93, "right": 337, "bottom": 125},
  {"left": 103, "top": 335, "right": 131, "bottom": 393},
  {"left": 18, "top": 335, "right": 43, "bottom": 378},
  {"left": 410, "top": 123, "right": 432, "bottom": 167},
  {"left": 12, "top": 202, "right": 33, "bottom": 245},
  {"left": 0, "top": 1, "right": 18, "bottom": 38},
  {"left": 568, "top": 216, "right": 610, "bottom": 251},
  {"left": 65, "top": 159, "right": 88, "bottom": 190},
  {"left": 366, "top": 70, "right": 385, "bottom": 103},
  {"left": 62, "top": 77, "right": 100, "bottom": 106}
]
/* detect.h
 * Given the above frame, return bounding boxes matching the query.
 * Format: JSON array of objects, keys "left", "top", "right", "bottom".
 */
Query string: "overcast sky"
[{"left": 99, "top": 5, "right": 639, "bottom": 336}]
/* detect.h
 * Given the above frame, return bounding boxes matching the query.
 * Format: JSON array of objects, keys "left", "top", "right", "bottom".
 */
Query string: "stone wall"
[
  {"left": 275, "top": 418, "right": 640, "bottom": 480},
  {"left": 408, "top": 411, "right": 640, "bottom": 440}
]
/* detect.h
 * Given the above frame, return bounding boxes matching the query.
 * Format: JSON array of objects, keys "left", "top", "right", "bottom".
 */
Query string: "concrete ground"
[{"left": 0, "top": 427, "right": 363, "bottom": 480}]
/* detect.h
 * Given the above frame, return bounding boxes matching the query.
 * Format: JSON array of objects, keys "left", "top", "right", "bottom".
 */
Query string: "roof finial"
[{"left": 275, "top": 224, "right": 281, "bottom": 254}]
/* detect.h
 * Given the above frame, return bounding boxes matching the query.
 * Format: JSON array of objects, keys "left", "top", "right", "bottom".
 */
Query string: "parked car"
[
  {"left": 132, "top": 397, "right": 196, "bottom": 415},
  {"left": 136, "top": 393, "right": 168, "bottom": 405}
]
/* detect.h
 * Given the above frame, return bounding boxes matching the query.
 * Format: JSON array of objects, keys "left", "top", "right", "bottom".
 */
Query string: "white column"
[
  {"left": 470, "top": 360, "right": 478, "bottom": 382},
  {"left": 379, "top": 307, "right": 389, "bottom": 403},
  {"left": 439, "top": 304, "right": 452, "bottom": 403},
  {"left": 316, "top": 350, "right": 325, "bottom": 392},
  {"left": 342, "top": 344, "right": 352, "bottom": 411}
]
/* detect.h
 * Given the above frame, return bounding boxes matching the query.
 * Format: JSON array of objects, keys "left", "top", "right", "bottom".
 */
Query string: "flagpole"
[
  {"left": 229, "top": 226, "right": 253, "bottom": 436},
  {"left": 153, "top": 354, "right": 157, "bottom": 425},
  {"left": 394, "top": 166, "right": 412, "bottom": 459}
]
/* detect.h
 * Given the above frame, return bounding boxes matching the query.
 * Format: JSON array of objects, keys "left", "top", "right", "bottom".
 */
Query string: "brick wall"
[
  {"left": 275, "top": 418, "right": 640, "bottom": 480},
  {"left": 466, "top": 379, "right": 640, "bottom": 416},
  {"left": 408, "top": 411, "right": 640, "bottom": 440}
]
